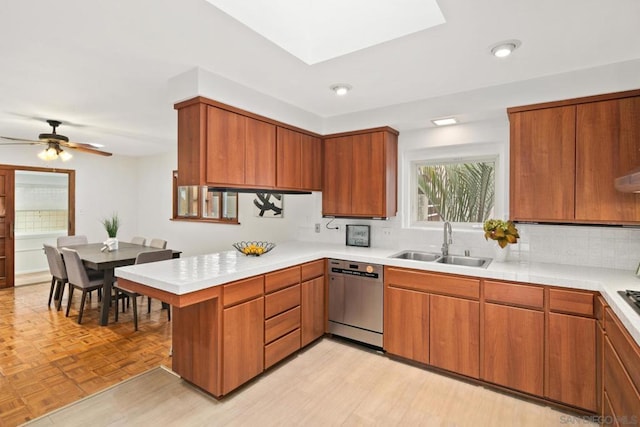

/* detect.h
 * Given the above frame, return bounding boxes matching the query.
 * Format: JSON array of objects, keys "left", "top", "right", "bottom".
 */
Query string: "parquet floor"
[{"left": 0, "top": 281, "right": 172, "bottom": 426}]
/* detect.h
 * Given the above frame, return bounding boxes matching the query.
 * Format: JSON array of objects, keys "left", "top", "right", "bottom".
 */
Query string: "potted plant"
[
  {"left": 483, "top": 219, "right": 519, "bottom": 261},
  {"left": 101, "top": 212, "right": 120, "bottom": 251}
]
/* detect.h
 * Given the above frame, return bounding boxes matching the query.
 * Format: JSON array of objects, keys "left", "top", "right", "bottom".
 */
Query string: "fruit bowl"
[{"left": 233, "top": 241, "right": 276, "bottom": 256}]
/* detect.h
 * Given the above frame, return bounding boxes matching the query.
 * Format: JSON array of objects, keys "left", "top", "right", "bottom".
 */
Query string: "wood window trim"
[{"left": 172, "top": 170, "right": 240, "bottom": 225}]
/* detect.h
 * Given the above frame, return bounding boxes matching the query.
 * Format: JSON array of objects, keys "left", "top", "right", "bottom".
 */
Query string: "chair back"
[
  {"left": 136, "top": 249, "right": 172, "bottom": 265},
  {"left": 149, "top": 238, "right": 167, "bottom": 249},
  {"left": 60, "top": 248, "right": 92, "bottom": 289},
  {"left": 44, "top": 244, "right": 67, "bottom": 280},
  {"left": 57, "top": 235, "right": 88, "bottom": 247},
  {"left": 131, "top": 236, "right": 146, "bottom": 246}
]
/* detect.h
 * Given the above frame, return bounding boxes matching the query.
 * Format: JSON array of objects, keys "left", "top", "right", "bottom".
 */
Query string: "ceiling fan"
[{"left": 0, "top": 119, "right": 112, "bottom": 161}]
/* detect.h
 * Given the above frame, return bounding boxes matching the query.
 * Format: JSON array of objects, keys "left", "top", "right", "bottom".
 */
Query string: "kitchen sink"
[
  {"left": 390, "top": 250, "right": 442, "bottom": 262},
  {"left": 437, "top": 255, "right": 491, "bottom": 269}
]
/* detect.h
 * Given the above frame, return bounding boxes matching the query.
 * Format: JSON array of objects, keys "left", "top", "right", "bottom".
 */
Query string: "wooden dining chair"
[
  {"left": 61, "top": 248, "right": 104, "bottom": 324},
  {"left": 149, "top": 238, "right": 167, "bottom": 249},
  {"left": 114, "top": 249, "right": 172, "bottom": 331},
  {"left": 43, "top": 244, "right": 68, "bottom": 311},
  {"left": 130, "top": 236, "right": 146, "bottom": 246},
  {"left": 57, "top": 235, "right": 88, "bottom": 247}
]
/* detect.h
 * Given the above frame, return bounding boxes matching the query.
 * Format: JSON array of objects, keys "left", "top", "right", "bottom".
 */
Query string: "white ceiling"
[{"left": 1, "top": 0, "right": 640, "bottom": 157}]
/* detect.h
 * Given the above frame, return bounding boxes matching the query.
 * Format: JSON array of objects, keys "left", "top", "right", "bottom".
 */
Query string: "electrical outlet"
[
  {"left": 382, "top": 227, "right": 392, "bottom": 237},
  {"left": 314, "top": 223, "right": 320, "bottom": 233}
]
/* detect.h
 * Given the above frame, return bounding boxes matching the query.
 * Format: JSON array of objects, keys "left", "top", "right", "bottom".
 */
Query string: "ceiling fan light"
[
  {"left": 59, "top": 150, "right": 73, "bottom": 161},
  {"left": 38, "top": 146, "right": 59, "bottom": 161}
]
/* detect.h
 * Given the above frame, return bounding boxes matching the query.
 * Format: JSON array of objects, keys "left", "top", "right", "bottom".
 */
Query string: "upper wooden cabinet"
[
  {"left": 508, "top": 89, "right": 640, "bottom": 225},
  {"left": 276, "top": 127, "right": 322, "bottom": 191},
  {"left": 175, "top": 97, "right": 322, "bottom": 191},
  {"left": 323, "top": 127, "right": 398, "bottom": 218}
]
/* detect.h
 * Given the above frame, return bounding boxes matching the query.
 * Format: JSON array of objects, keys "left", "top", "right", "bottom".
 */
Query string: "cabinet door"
[
  {"left": 351, "top": 132, "right": 384, "bottom": 216},
  {"left": 276, "top": 127, "right": 302, "bottom": 189},
  {"left": 323, "top": 136, "right": 352, "bottom": 216},
  {"left": 483, "top": 303, "right": 544, "bottom": 396},
  {"left": 384, "top": 286, "right": 429, "bottom": 364},
  {"left": 222, "top": 297, "right": 264, "bottom": 394},
  {"left": 430, "top": 294, "right": 479, "bottom": 378},
  {"left": 301, "top": 276, "right": 325, "bottom": 347},
  {"left": 245, "top": 117, "right": 276, "bottom": 187},
  {"left": 509, "top": 106, "right": 576, "bottom": 222},
  {"left": 300, "top": 133, "right": 322, "bottom": 191},
  {"left": 548, "top": 312, "right": 597, "bottom": 411},
  {"left": 206, "top": 106, "right": 246, "bottom": 185},
  {"left": 576, "top": 97, "right": 640, "bottom": 223}
]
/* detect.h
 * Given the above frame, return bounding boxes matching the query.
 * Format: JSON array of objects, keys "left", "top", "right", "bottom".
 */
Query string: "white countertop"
[{"left": 115, "top": 241, "right": 640, "bottom": 346}]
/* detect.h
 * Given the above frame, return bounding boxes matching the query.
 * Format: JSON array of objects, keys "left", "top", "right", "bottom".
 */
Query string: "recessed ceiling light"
[
  {"left": 330, "top": 84, "right": 352, "bottom": 96},
  {"left": 431, "top": 117, "right": 458, "bottom": 126},
  {"left": 490, "top": 40, "right": 521, "bottom": 58}
]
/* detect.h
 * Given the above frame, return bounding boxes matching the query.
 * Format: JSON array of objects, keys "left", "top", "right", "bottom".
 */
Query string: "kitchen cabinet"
[
  {"left": 323, "top": 127, "right": 398, "bottom": 218},
  {"left": 300, "top": 260, "right": 325, "bottom": 347},
  {"left": 264, "top": 266, "right": 301, "bottom": 369},
  {"left": 508, "top": 89, "right": 640, "bottom": 225},
  {"left": 174, "top": 97, "right": 322, "bottom": 191},
  {"left": 547, "top": 288, "right": 596, "bottom": 411},
  {"left": 482, "top": 280, "right": 545, "bottom": 395},
  {"left": 603, "top": 307, "right": 640, "bottom": 423},
  {"left": 222, "top": 276, "right": 265, "bottom": 395},
  {"left": 276, "top": 127, "right": 322, "bottom": 191},
  {"left": 384, "top": 286, "right": 429, "bottom": 364},
  {"left": 430, "top": 294, "right": 479, "bottom": 378},
  {"left": 384, "top": 267, "right": 479, "bottom": 375},
  {"left": 207, "top": 106, "right": 276, "bottom": 187}
]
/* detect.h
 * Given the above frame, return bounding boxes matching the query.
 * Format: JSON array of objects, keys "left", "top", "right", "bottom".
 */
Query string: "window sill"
[{"left": 171, "top": 217, "right": 241, "bottom": 225}]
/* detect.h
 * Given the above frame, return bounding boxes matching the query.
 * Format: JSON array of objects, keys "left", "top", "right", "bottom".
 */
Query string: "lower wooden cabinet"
[
  {"left": 482, "top": 302, "right": 544, "bottom": 395},
  {"left": 222, "top": 296, "right": 264, "bottom": 394},
  {"left": 430, "top": 294, "right": 479, "bottom": 378},
  {"left": 301, "top": 275, "right": 325, "bottom": 347},
  {"left": 547, "top": 312, "right": 597, "bottom": 411},
  {"left": 384, "top": 286, "right": 429, "bottom": 364}
]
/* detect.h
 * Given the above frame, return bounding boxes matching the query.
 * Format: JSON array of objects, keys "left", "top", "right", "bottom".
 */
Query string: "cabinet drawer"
[
  {"left": 265, "top": 284, "right": 300, "bottom": 319},
  {"left": 301, "top": 259, "right": 324, "bottom": 282},
  {"left": 265, "top": 266, "right": 300, "bottom": 294},
  {"left": 223, "top": 276, "right": 264, "bottom": 308},
  {"left": 549, "top": 288, "right": 594, "bottom": 316},
  {"left": 595, "top": 295, "right": 608, "bottom": 323},
  {"left": 265, "top": 306, "right": 301, "bottom": 344},
  {"left": 604, "top": 336, "right": 640, "bottom": 422},
  {"left": 484, "top": 280, "right": 544, "bottom": 309},
  {"left": 385, "top": 267, "right": 479, "bottom": 300},
  {"left": 265, "top": 328, "right": 301, "bottom": 369},
  {"left": 605, "top": 308, "right": 640, "bottom": 392}
]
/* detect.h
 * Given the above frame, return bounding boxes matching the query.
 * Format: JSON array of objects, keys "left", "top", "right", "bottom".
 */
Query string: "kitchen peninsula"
[{"left": 115, "top": 242, "right": 640, "bottom": 414}]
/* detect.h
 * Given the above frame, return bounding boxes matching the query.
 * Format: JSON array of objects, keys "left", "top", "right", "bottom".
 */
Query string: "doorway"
[{"left": 0, "top": 165, "right": 75, "bottom": 289}]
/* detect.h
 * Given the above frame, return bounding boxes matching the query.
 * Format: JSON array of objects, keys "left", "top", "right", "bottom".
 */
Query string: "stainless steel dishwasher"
[{"left": 328, "top": 259, "right": 383, "bottom": 348}]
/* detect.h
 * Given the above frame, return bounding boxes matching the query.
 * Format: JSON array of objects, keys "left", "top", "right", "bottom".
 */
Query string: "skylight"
[{"left": 205, "top": 0, "right": 446, "bottom": 65}]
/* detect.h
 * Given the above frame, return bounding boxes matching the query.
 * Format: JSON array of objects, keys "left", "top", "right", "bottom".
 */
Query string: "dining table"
[{"left": 63, "top": 241, "right": 180, "bottom": 326}]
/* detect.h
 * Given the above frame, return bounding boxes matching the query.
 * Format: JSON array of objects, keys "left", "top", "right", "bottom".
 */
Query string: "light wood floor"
[
  {"left": 0, "top": 281, "right": 171, "bottom": 426},
  {"left": 25, "top": 339, "right": 595, "bottom": 427}
]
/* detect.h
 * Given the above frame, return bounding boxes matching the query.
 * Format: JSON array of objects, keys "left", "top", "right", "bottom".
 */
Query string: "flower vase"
[
  {"left": 493, "top": 243, "right": 510, "bottom": 262},
  {"left": 106, "top": 237, "right": 119, "bottom": 251}
]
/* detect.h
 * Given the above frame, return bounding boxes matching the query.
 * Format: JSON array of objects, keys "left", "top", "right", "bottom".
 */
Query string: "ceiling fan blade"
[
  {"left": 61, "top": 141, "right": 112, "bottom": 156},
  {"left": 0, "top": 135, "right": 43, "bottom": 144}
]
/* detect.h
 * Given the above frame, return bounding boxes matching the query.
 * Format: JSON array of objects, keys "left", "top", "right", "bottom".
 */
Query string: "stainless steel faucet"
[{"left": 442, "top": 221, "right": 453, "bottom": 256}]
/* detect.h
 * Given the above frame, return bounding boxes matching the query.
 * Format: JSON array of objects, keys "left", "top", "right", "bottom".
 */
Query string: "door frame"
[{"left": 0, "top": 164, "right": 75, "bottom": 288}]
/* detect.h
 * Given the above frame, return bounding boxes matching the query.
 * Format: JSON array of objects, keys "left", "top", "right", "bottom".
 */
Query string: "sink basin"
[
  {"left": 437, "top": 255, "right": 492, "bottom": 269},
  {"left": 390, "top": 250, "right": 441, "bottom": 262}
]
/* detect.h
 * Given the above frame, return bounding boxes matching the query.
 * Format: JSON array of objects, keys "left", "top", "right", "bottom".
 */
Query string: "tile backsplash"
[{"left": 15, "top": 210, "right": 68, "bottom": 233}]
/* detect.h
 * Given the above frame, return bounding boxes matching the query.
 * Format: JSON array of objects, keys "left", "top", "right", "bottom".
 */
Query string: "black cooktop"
[{"left": 619, "top": 290, "right": 640, "bottom": 316}]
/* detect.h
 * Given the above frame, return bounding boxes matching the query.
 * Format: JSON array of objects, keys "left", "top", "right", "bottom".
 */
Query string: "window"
[
  {"left": 414, "top": 159, "right": 495, "bottom": 223},
  {"left": 172, "top": 171, "right": 239, "bottom": 224}
]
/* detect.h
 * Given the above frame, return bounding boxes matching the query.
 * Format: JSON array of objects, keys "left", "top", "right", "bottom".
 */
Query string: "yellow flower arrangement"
[{"left": 483, "top": 219, "right": 519, "bottom": 248}]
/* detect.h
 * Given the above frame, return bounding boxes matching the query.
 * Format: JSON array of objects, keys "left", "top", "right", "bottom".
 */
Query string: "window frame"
[
  {"left": 171, "top": 170, "right": 240, "bottom": 224},
  {"left": 401, "top": 142, "right": 508, "bottom": 230}
]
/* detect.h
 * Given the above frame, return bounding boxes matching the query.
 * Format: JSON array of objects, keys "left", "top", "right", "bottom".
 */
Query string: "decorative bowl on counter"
[{"left": 233, "top": 241, "right": 276, "bottom": 256}]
